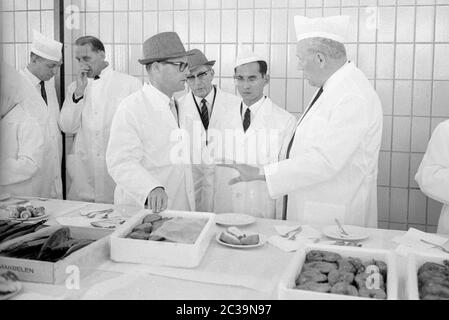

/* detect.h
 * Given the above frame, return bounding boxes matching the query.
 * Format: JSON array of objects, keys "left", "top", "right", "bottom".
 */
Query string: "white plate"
[
  {"left": 215, "top": 213, "right": 256, "bottom": 227},
  {"left": 0, "top": 281, "right": 22, "bottom": 300},
  {"left": 215, "top": 233, "right": 266, "bottom": 249},
  {"left": 322, "top": 225, "right": 370, "bottom": 241},
  {"left": 10, "top": 213, "right": 49, "bottom": 222}
]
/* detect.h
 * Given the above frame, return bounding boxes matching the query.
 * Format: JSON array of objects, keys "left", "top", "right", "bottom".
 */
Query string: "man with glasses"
[
  {"left": 179, "top": 49, "right": 241, "bottom": 212},
  {"left": 19, "top": 30, "right": 63, "bottom": 199},
  {"left": 214, "top": 49, "right": 296, "bottom": 219},
  {"left": 106, "top": 32, "right": 196, "bottom": 213},
  {"left": 59, "top": 36, "right": 141, "bottom": 204}
]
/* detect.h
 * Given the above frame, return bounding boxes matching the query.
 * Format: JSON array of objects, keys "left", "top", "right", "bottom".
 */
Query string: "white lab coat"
[
  {"left": 0, "top": 103, "right": 44, "bottom": 196},
  {"left": 415, "top": 120, "right": 449, "bottom": 235},
  {"left": 178, "top": 86, "right": 241, "bottom": 212},
  {"left": 20, "top": 68, "right": 63, "bottom": 199},
  {"left": 59, "top": 65, "right": 141, "bottom": 204},
  {"left": 106, "top": 83, "right": 195, "bottom": 210},
  {"left": 214, "top": 97, "right": 297, "bottom": 219},
  {"left": 264, "top": 62, "right": 383, "bottom": 227}
]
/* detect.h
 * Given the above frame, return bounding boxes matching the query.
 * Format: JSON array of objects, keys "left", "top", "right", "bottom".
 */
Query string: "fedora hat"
[
  {"left": 187, "top": 49, "right": 216, "bottom": 70},
  {"left": 138, "top": 32, "right": 194, "bottom": 65}
]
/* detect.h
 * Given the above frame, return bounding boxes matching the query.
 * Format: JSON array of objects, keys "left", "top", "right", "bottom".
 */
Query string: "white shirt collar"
[
  {"left": 323, "top": 60, "right": 351, "bottom": 92},
  {"left": 96, "top": 63, "right": 113, "bottom": 80},
  {"left": 242, "top": 95, "right": 266, "bottom": 118},
  {"left": 144, "top": 82, "right": 171, "bottom": 108},
  {"left": 23, "top": 67, "right": 42, "bottom": 88}
]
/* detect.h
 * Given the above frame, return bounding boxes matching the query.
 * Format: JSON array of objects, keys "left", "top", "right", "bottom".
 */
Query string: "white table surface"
[{"left": 1, "top": 199, "right": 442, "bottom": 300}]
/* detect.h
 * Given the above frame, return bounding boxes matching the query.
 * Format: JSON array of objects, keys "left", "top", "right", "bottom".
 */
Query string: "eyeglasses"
[
  {"left": 161, "top": 61, "right": 189, "bottom": 72},
  {"left": 186, "top": 70, "right": 210, "bottom": 82},
  {"left": 233, "top": 75, "right": 263, "bottom": 86}
]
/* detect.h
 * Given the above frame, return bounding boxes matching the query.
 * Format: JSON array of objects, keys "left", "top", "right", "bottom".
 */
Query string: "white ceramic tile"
[
  {"left": 378, "top": 151, "right": 391, "bottom": 186},
  {"left": 238, "top": 9, "right": 253, "bottom": 43},
  {"left": 99, "top": 0, "right": 114, "bottom": 10},
  {"left": 434, "top": 44, "right": 449, "bottom": 81},
  {"left": 435, "top": 5, "right": 449, "bottom": 42},
  {"left": 221, "top": 10, "right": 236, "bottom": 42},
  {"left": 28, "top": 0, "right": 40, "bottom": 10},
  {"left": 221, "top": 44, "right": 236, "bottom": 77},
  {"left": 396, "top": 6, "right": 415, "bottom": 43},
  {"left": 1, "top": 44, "right": 15, "bottom": 67},
  {"left": 100, "top": 13, "right": 114, "bottom": 43},
  {"left": 342, "top": 0, "right": 358, "bottom": 6},
  {"left": 41, "top": 10, "right": 54, "bottom": 39},
  {"left": 129, "top": 0, "right": 143, "bottom": 10},
  {"left": 376, "top": 44, "right": 394, "bottom": 79},
  {"left": 411, "top": 117, "right": 431, "bottom": 153},
  {"left": 432, "top": 81, "right": 449, "bottom": 117},
  {"left": 395, "top": 44, "right": 413, "bottom": 79},
  {"left": 129, "top": 44, "right": 143, "bottom": 76},
  {"left": 86, "top": 12, "right": 100, "bottom": 37},
  {"left": 427, "top": 197, "right": 443, "bottom": 225},
  {"left": 414, "top": 44, "right": 433, "bottom": 80},
  {"left": 323, "top": 7, "right": 341, "bottom": 17},
  {"left": 114, "top": 12, "right": 128, "bottom": 43},
  {"left": 431, "top": 117, "right": 448, "bottom": 132},
  {"left": 0, "top": 0, "right": 14, "bottom": 11},
  {"left": 189, "top": 10, "right": 204, "bottom": 43},
  {"left": 72, "top": 13, "right": 86, "bottom": 47},
  {"left": 159, "top": 11, "right": 173, "bottom": 33},
  {"left": 341, "top": 7, "right": 358, "bottom": 43},
  {"left": 377, "top": 186, "right": 390, "bottom": 221},
  {"left": 394, "top": 80, "right": 412, "bottom": 116},
  {"left": 286, "top": 79, "right": 303, "bottom": 113},
  {"left": 72, "top": 0, "right": 86, "bottom": 12},
  {"left": 377, "top": 7, "right": 396, "bottom": 42},
  {"left": 220, "top": 77, "right": 237, "bottom": 94},
  {"left": 114, "top": 44, "right": 128, "bottom": 73},
  {"left": 238, "top": 0, "right": 253, "bottom": 8},
  {"left": 1, "top": 12, "right": 14, "bottom": 42},
  {"left": 390, "top": 188, "right": 408, "bottom": 223},
  {"left": 381, "top": 115, "right": 392, "bottom": 151},
  {"left": 254, "top": 9, "right": 270, "bottom": 43},
  {"left": 323, "top": 0, "right": 340, "bottom": 6},
  {"left": 378, "top": 0, "right": 396, "bottom": 5},
  {"left": 116, "top": 0, "right": 130, "bottom": 10},
  {"left": 376, "top": 80, "right": 393, "bottom": 115},
  {"left": 409, "top": 153, "right": 424, "bottom": 188},
  {"left": 86, "top": 0, "right": 100, "bottom": 11},
  {"left": 269, "top": 78, "right": 286, "bottom": 108},
  {"left": 272, "top": 0, "right": 288, "bottom": 7},
  {"left": 392, "top": 117, "right": 411, "bottom": 152},
  {"left": 287, "top": 44, "right": 302, "bottom": 78},
  {"left": 13, "top": 0, "right": 26, "bottom": 10},
  {"left": 357, "top": 44, "right": 376, "bottom": 79},
  {"left": 190, "top": 0, "right": 205, "bottom": 9},
  {"left": 144, "top": 0, "right": 158, "bottom": 10},
  {"left": 158, "top": 0, "right": 173, "bottom": 10},
  {"left": 270, "top": 44, "right": 287, "bottom": 77},
  {"left": 143, "top": 12, "right": 158, "bottom": 40},
  {"left": 27, "top": 11, "right": 41, "bottom": 42},
  {"left": 204, "top": 43, "right": 220, "bottom": 70},
  {"left": 358, "top": 6, "right": 377, "bottom": 42},
  {"left": 173, "top": 11, "right": 188, "bottom": 43},
  {"left": 205, "top": 0, "right": 221, "bottom": 9},
  {"left": 391, "top": 152, "right": 410, "bottom": 187},
  {"left": 415, "top": 6, "right": 434, "bottom": 42},
  {"left": 307, "top": 0, "right": 324, "bottom": 7},
  {"left": 105, "top": 43, "right": 114, "bottom": 68},
  {"left": 15, "top": 43, "right": 28, "bottom": 70},
  {"left": 14, "top": 11, "right": 27, "bottom": 42},
  {"left": 205, "top": 10, "right": 220, "bottom": 43},
  {"left": 129, "top": 12, "right": 143, "bottom": 44},
  {"left": 304, "top": 7, "right": 323, "bottom": 18},
  {"left": 271, "top": 9, "right": 288, "bottom": 43},
  {"left": 416, "top": 0, "right": 436, "bottom": 4},
  {"left": 345, "top": 44, "right": 357, "bottom": 64}
]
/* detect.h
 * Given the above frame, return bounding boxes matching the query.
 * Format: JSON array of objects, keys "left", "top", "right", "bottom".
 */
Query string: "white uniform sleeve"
[
  {"left": 59, "top": 82, "right": 85, "bottom": 134},
  {"left": 265, "top": 94, "right": 369, "bottom": 199},
  {"left": 106, "top": 102, "right": 163, "bottom": 205},
  {"left": 415, "top": 122, "right": 449, "bottom": 205},
  {"left": 0, "top": 110, "right": 44, "bottom": 185}
]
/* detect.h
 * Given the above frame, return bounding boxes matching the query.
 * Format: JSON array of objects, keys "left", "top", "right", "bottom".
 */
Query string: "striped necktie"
[
  {"left": 200, "top": 98, "right": 209, "bottom": 130},
  {"left": 243, "top": 108, "right": 251, "bottom": 132}
]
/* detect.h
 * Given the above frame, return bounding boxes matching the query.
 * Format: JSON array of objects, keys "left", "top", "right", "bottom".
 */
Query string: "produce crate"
[
  {"left": 406, "top": 251, "right": 449, "bottom": 300},
  {"left": 0, "top": 226, "right": 112, "bottom": 284},
  {"left": 278, "top": 243, "right": 398, "bottom": 300},
  {"left": 110, "top": 210, "right": 215, "bottom": 268}
]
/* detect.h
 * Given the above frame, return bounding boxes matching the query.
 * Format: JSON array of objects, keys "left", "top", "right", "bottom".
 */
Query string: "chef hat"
[
  {"left": 31, "top": 30, "right": 63, "bottom": 62},
  {"left": 234, "top": 46, "right": 267, "bottom": 69},
  {"left": 294, "top": 15, "right": 350, "bottom": 44}
]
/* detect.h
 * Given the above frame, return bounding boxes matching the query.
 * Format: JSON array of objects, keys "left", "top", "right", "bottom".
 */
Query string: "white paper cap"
[
  {"left": 294, "top": 15, "right": 350, "bottom": 43},
  {"left": 234, "top": 46, "right": 267, "bottom": 69},
  {"left": 30, "top": 30, "right": 63, "bottom": 62}
]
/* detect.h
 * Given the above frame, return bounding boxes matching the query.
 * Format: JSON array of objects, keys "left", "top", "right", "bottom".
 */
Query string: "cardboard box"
[
  {"left": 406, "top": 251, "right": 449, "bottom": 300},
  {"left": 0, "top": 226, "right": 112, "bottom": 284},
  {"left": 110, "top": 210, "right": 214, "bottom": 268},
  {"left": 278, "top": 243, "right": 398, "bottom": 300}
]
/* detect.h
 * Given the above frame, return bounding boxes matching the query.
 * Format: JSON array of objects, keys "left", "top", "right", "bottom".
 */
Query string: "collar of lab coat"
[
  {"left": 22, "top": 67, "right": 42, "bottom": 88},
  {"left": 95, "top": 63, "right": 113, "bottom": 81},
  {"left": 322, "top": 60, "right": 351, "bottom": 93},
  {"left": 143, "top": 82, "right": 171, "bottom": 111}
]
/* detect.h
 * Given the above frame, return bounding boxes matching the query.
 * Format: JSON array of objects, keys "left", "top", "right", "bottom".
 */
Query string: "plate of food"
[
  {"left": 216, "top": 227, "right": 266, "bottom": 249},
  {"left": 215, "top": 213, "right": 256, "bottom": 227},
  {"left": 0, "top": 271, "right": 22, "bottom": 300},
  {"left": 8, "top": 205, "right": 48, "bottom": 221},
  {"left": 322, "top": 225, "right": 369, "bottom": 241}
]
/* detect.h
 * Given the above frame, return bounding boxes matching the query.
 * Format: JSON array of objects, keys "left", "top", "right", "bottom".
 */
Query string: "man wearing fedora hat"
[
  {"left": 107, "top": 32, "right": 196, "bottom": 213},
  {"left": 178, "top": 49, "right": 241, "bottom": 212}
]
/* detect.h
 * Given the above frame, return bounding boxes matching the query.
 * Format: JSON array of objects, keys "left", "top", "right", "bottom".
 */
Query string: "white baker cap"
[
  {"left": 234, "top": 46, "right": 267, "bottom": 69},
  {"left": 30, "top": 30, "right": 63, "bottom": 62},
  {"left": 294, "top": 15, "right": 350, "bottom": 43}
]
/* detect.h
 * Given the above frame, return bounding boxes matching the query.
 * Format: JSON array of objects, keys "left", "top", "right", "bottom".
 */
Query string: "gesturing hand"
[
  {"left": 216, "top": 161, "right": 266, "bottom": 185},
  {"left": 147, "top": 187, "right": 168, "bottom": 213}
]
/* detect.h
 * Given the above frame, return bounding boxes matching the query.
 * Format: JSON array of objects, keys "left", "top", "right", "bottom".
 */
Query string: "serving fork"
[{"left": 280, "top": 226, "right": 302, "bottom": 239}]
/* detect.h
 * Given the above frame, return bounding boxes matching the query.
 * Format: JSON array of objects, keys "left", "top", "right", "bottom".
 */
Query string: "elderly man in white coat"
[
  {"left": 178, "top": 49, "right": 241, "bottom": 212},
  {"left": 415, "top": 121, "right": 449, "bottom": 234},
  {"left": 106, "top": 32, "right": 196, "bottom": 213},
  {"left": 0, "top": 62, "right": 44, "bottom": 197},
  {"left": 215, "top": 50, "right": 296, "bottom": 219},
  {"left": 59, "top": 36, "right": 141, "bottom": 204},
  {"left": 19, "top": 30, "right": 63, "bottom": 199},
  {"left": 220, "top": 16, "right": 383, "bottom": 227}
]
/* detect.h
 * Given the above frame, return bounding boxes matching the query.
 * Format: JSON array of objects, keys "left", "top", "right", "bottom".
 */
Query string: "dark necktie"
[
  {"left": 94, "top": 75, "right": 100, "bottom": 80},
  {"left": 40, "top": 81, "right": 48, "bottom": 105},
  {"left": 243, "top": 108, "right": 251, "bottom": 132},
  {"left": 282, "top": 86, "right": 324, "bottom": 220},
  {"left": 200, "top": 98, "right": 209, "bottom": 130}
]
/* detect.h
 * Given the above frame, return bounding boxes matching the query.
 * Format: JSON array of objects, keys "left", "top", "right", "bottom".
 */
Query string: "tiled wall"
[{"left": 2, "top": 1, "right": 449, "bottom": 232}]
